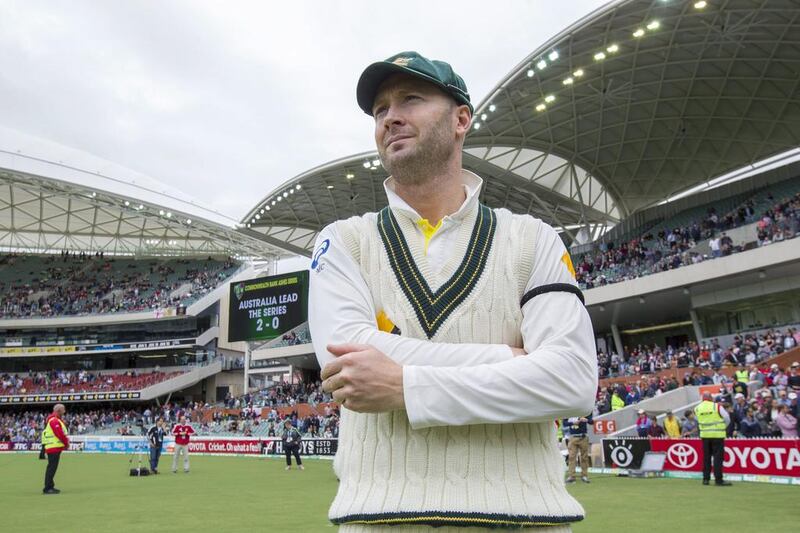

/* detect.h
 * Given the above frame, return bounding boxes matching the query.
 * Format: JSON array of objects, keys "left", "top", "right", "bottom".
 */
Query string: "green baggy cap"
[{"left": 356, "top": 51, "right": 472, "bottom": 115}]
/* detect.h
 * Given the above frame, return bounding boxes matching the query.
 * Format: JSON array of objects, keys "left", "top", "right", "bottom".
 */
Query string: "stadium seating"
[
  {"left": 0, "top": 253, "right": 240, "bottom": 318},
  {"left": 573, "top": 180, "right": 800, "bottom": 290},
  {"left": 0, "top": 370, "right": 185, "bottom": 396}
]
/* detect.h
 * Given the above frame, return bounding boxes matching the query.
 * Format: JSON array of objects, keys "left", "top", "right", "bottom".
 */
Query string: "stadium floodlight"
[
  {"left": 573, "top": 69, "right": 584, "bottom": 77},
  {"left": 647, "top": 20, "right": 660, "bottom": 30},
  {"left": 526, "top": 69, "right": 534, "bottom": 77},
  {"left": 346, "top": 173, "right": 354, "bottom": 179},
  {"left": 536, "top": 59, "right": 547, "bottom": 70},
  {"left": 372, "top": 159, "right": 380, "bottom": 167},
  {"left": 548, "top": 50, "right": 559, "bottom": 61},
  {"left": 271, "top": 200, "right": 276, "bottom": 206},
  {"left": 594, "top": 51, "right": 606, "bottom": 60},
  {"left": 295, "top": 184, "right": 301, "bottom": 190},
  {"left": 265, "top": 206, "right": 269, "bottom": 211},
  {"left": 327, "top": 185, "right": 334, "bottom": 189},
  {"left": 159, "top": 210, "right": 165, "bottom": 215},
  {"left": 488, "top": 104, "right": 496, "bottom": 112},
  {"left": 124, "top": 200, "right": 130, "bottom": 206},
  {"left": 694, "top": 0, "right": 707, "bottom": 8},
  {"left": 260, "top": 209, "right": 264, "bottom": 214},
  {"left": 544, "top": 94, "right": 555, "bottom": 103},
  {"left": 607, "top": 44, "right": 619, "bottom": 53},
  {"left": 633, "top": 28, "right": 645, "bottom": 37},
  {"left": 563, "top": 77, "right": 574, "bottom": 85},
  {"left": 277, "top": 196, "right": 282, "bottom": 201},
  {"left": 166, "top": 212, "right": 172, "bottom": 218},
  {"left": 282, "top": 192, "right": 287, "bottom": 198},
  {"left": 473, "top": 122, "right": 481, "bottom": 130},
  {"left": 255, "top": 214, "right": 260, "bottom": 220},
  {"left": 186, "top": 219, "right": 191, "bottom": 224},
  {"left": 91, "top": 191, "right": 96, "bottom": 197},
  {"left": 363, "top": 161, "right": 371, "bottom": 168},
  {"left": 536, "top": 103, "right": 546, "bottom": 112},
  {"left": 289, "top": 189, "right": 294, "bottom": 194},
  {"left": 481, "top": 113, "right": 487, "bottom": 121},
  {"left": 138, "top": 204, "right": 144, "bottom": 210}
]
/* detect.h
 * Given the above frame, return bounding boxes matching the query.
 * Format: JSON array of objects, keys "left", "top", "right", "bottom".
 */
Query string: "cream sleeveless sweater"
[{"left": 328, "top": 202, "right": 585, "bottom": 528}]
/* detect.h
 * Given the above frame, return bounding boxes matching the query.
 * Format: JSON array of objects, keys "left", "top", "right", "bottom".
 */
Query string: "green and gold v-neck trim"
[{"left": 377, "top": 203, "right": 497, "bottom": 339}]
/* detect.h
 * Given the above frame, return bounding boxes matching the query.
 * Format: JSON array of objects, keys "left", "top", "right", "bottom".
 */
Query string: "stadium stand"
[
  {"left": 0, "top": 369, "right": 186, "bottom": 396},
  {"left": 573, "top": 181, "right": 800, "bottom": 289},
  {"left": 0, "top": 253, "right": 240, "bottom": 318},
  {"left": 0, "top": 383, "right": 340, "bottom": 442}
]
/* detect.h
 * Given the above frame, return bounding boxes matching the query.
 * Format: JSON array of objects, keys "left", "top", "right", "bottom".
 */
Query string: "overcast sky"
[{"left": 0, "top": 0, "right": 608, "bottom": 222}]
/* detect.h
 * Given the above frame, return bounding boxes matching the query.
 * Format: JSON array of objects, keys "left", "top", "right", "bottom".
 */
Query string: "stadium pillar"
[
  {"left": 610, "top": 323, "right": 624, "bottom": 359},
  {"left": 244, "top": 345, "right": 251, "bottom": 394},
  {"left": 689, "top": 310, "right": 704, "bottom": 343}
]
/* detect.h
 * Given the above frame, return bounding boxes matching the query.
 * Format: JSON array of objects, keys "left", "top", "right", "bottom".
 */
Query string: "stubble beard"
[{"left": 379, "top": 110, "right": 456, "bottom": 187}]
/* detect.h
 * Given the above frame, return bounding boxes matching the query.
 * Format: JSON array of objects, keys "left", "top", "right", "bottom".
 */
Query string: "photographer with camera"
[{"left": 147, "top": 418, "right": 166, "bottom": 474}]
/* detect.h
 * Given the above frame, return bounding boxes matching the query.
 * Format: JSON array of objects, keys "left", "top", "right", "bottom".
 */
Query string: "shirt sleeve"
[
  {"left": 403, "top": 222, "right": 598, "bottom": 429},
  {"left": 718, "top": 405, "right": 731, "bottom": 424},
  {"left": 308, "top": 224, "right": 516, "bottom": 369}
]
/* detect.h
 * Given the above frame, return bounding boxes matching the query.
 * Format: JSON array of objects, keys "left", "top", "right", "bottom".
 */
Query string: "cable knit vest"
[{"left": 329, "top": 203, "right": 585, "bottom": 528}]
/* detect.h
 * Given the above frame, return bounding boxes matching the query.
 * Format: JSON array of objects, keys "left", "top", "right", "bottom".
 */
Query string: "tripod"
[{"left": 128, "top": 440, "right": 150, "bottom": 476}]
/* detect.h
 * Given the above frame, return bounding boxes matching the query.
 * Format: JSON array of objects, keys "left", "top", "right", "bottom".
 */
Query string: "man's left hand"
[{"left": 321, "top": 343, "right": 404, "bottom": 413}]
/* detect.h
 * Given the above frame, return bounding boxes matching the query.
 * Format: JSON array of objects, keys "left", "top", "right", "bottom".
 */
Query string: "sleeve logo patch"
[
  {"left": 311, "top": 239, "right": 330, "bottom": 270},
  {"left": 561, "top": 252, "right": 576, "bottom": 279}
]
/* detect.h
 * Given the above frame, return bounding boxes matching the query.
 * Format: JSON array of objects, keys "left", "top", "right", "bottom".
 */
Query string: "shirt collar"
[{"left": 383, "top": 169, "right": 483, "bottom": 223}]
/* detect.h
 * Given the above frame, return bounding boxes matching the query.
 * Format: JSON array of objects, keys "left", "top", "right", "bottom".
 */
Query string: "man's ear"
[{"left": 455, "top": 105, "right": 472, "bottom": 137}]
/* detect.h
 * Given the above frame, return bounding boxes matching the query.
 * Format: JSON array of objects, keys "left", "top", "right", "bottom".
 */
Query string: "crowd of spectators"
[
  {"left": 223, "top": 381, "right": 331, "bottom": 409},
  {"left": 597, "top": 328, "right": 799, "bottom": 379},
  {"left": 0, "top": 369, "right": 184, "bottom": 396},
  {"left": 0, "top": 252, "right": 239, "bottom": 318},
  {"left": 574, "top": 190, "right": 799, "bottom": 290},
  {"left": 755, "top": 192, "right": 800, "bottom": 247},
  {"left": 1, "top": 382, "right": 339, "bottom": 443},
  {"left": 626, "top": 370, "right": 800, "bottom": 439}
]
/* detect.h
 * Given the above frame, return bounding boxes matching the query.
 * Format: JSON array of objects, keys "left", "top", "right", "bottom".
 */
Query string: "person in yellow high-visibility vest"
[
  {"left": 611, "top": 390, "right": 625, "bottom": 411},
  {"left": 41, "top": 403, "right": 69, "bottom": 494},
  {"left": 694, "top": 392, "right": 731, "bottom": 486}
]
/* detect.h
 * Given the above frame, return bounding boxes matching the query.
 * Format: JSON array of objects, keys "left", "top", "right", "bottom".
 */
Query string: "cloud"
[{"left": 0, "top": 0, "right": 607, "bottom": 219}]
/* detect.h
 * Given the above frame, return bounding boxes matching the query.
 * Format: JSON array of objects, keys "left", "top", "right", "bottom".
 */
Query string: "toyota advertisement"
[{"left": 603, "top": 438, "right": 800, "bottom": 478}]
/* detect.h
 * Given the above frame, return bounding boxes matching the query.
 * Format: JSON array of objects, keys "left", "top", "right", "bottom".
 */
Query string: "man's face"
[{"left": 372, "top": 74, "right": 466, "bottom": 183}]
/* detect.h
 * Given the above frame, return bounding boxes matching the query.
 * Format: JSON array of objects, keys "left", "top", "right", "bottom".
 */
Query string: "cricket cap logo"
[{"left": 234, "top": 283, "right": 245, "bottom": 300}]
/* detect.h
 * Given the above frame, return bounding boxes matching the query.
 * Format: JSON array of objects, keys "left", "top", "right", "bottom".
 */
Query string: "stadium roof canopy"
[
  {"left": 0, "top": 127, "right": 288, "bottom": 259},
  {"left": 244, "top": 0, "right": 800, "bottom": 256}
]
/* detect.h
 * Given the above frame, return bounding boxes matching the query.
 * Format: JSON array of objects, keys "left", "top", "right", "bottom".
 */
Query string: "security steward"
[
  {"left": 694, "top": 392, "right": 732, "bottom": 486},
  {"left": 42, "top": 403, "right": 69, "bottom": 494},
  {"left": 281, "top": 419, "right": 304, "bottom": 471},
  {"left": 563, "top": 413, "right": 593, "bottom": 484},
  {"left": 734, "top": 363, "right": 749, "bottom": 398}
]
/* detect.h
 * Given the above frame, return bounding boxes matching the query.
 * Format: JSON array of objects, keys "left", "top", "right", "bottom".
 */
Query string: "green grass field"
[{"left": 0, "top": 454, "right": 796, "bottom": 532}]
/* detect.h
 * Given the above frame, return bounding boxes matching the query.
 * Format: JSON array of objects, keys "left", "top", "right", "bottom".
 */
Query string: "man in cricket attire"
[{"left": 310, "top": 52, "right": 597, "bottom": 531}]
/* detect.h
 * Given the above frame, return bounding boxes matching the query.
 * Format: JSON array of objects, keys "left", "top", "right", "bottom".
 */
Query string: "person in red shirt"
[
  {"left": 42, "top": 403, "right": 69, "bottom": 494},
  {"left": 171, "top": 416, "right": 195, "bottom": 473}
]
